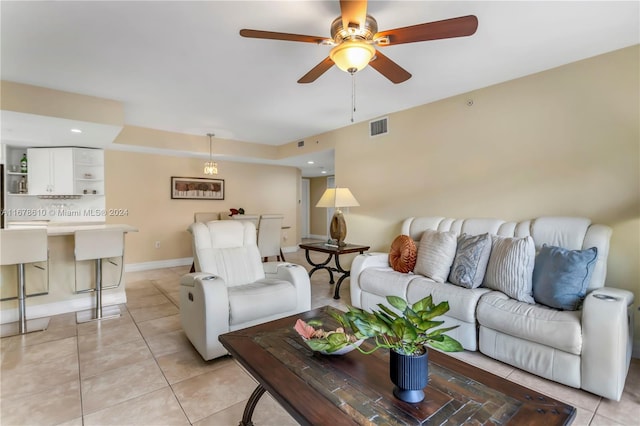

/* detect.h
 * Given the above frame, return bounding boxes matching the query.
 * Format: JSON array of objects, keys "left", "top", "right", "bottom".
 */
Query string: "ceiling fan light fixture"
[{"left": 329, "top": 40, "right": 375, "bottom": 73}]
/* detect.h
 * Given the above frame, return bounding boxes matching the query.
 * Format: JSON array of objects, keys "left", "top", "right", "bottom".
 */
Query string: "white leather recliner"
[{"left": 180, "top": 220, "right": 311, "bottom": 360}]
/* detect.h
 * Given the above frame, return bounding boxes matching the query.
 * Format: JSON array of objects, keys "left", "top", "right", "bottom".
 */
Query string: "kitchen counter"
[
  {"left": 1, "top": 222, "right": 138, "bottom": 324},
  {"left": 5, "top": 221, "right": 138, "bottom": 236}
]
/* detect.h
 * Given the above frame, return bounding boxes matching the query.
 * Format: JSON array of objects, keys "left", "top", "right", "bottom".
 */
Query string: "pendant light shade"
[{"left": 204, "top": 133, "right": 218, "bottom": 175}]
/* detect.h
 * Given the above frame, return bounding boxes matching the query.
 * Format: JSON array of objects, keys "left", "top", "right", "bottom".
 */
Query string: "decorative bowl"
[{"left": 302, "top": 337, "right": 364, "bottom": 355}]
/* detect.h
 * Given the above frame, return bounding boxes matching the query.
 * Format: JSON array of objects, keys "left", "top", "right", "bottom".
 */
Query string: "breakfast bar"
[{"left": 0, "top": 222, "right": 138, "bottom": 326}]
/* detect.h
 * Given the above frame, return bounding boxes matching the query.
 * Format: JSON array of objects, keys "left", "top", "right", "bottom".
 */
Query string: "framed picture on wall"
[{"left": 171, "top": 177, "right": 225, "bottom": 200}]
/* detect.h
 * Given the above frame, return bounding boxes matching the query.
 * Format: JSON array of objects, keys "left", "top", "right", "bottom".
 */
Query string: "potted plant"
[
  {"left": 340, "top": 295, "right": 463, "bottom": 403},
  {"left": 295, "top": 295, "right": 462, "bottom": 403}
]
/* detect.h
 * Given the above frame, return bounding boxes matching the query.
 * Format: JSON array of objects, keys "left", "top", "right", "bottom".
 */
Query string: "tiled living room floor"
[{"left": 1, "top": 243, "right": 638, "bottom": 425}]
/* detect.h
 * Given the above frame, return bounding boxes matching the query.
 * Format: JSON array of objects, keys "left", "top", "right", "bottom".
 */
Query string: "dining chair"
[
  {"left": 257, "top": 214, "right": 285, "bottom": 262},
  {"left": 227, "top": 214, "right": 260, "bottom": 229},
  {"left": 194, "top": 212, "right": 220, "bottom": 223}
]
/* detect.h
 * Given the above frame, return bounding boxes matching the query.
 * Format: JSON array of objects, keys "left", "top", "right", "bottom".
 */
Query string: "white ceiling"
[{"left": 1, "top": 1, "right": 638, "bottom": 177}]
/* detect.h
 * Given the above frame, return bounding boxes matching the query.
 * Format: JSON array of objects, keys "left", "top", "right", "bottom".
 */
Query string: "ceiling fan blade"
[
  {"left": 298, "top": 57, "right": 335, "bottom": 84},
  {"left": 240, "top": 29, "right": 328, "bottom": 44},
  {"left": 368, "top": 50, "right": 411, "bottom": 84},
  {"left": 376, "top": 15, "right": 478, "bottom": 45},
  {"left": 340, "top": 0, "right": 368, "bottom": 31}
]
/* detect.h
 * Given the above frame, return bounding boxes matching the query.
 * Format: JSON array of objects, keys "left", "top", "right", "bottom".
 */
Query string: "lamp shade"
[
  {"left": 329, "top": 40, "right": 375, "bottom": 73},
  {"left": 316, "top": 188, "right": 360, "bottom": 209}
]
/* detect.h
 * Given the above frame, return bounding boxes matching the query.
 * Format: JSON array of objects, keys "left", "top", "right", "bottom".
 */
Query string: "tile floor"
[{"left": 1, "top": 244, "right": 638, "bottom": 425}]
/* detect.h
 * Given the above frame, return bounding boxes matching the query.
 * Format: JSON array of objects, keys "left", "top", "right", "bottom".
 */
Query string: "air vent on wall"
[
  {"left": 369, "top": 117, "right": 388, "bottom": 137},
  {"left": 297, "top": 140, "right": 305, "bottom": 147}
]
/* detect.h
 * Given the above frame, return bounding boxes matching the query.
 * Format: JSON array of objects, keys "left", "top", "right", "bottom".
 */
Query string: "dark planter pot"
[{"left": 389, "top": 348, "right": 429, "bottom": 403}]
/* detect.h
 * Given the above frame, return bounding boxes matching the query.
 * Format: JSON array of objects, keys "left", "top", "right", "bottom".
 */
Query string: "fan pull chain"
[{"left": 351, "top": 72, "right": 356, "bottom": 123}]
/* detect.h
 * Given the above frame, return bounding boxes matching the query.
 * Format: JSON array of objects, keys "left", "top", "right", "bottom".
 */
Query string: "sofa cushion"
[
  {"left": 406, "top": 276, "right": 492, "bottom": 323},
  {"left": 483, "top": 235, "right": 536, "bottom": 304},
  {"left": 228, "top": 279, "right": 297, "bottom": 325},
  {"left": 414, "top": 229, "right": 457, "bottom": 283},
  {"left": 477, "top": 291, "right": 582, "bottom": 355},
  {"left": 532, "top": 244, "right": 598, "bottom": 310},
  {"left": 448, "top": 233, "right": 492, "bottom": 289},
  {"left": 389, "top": 235, "right": 417, "bottom": 273},
  {"left": 359, "top": 267, "right": 419, "bottom": 299}
]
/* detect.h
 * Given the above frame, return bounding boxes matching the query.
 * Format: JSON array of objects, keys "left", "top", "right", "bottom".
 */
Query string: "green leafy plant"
[
  {"left": 337, "top": 295, "right": 463, "bottom": 356},
  {"left": 294, "top": 295, "right": 463, "bottom": 356}
]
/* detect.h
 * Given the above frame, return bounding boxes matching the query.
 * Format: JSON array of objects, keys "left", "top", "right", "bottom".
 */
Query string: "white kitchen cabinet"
[
  {"left": 27, "top": 147, "right": 103, "bottom": 196},
  {"left": 28, "top": 148, "right": 74, "bottom": 195}
]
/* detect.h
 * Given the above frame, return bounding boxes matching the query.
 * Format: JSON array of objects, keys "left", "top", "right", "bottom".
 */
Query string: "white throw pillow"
[
  {"left": 483, "top": 235, "right": 536, "bottom": 304},
  {"left": 414, "top": 229, "right": 457, "bottom": 283}
]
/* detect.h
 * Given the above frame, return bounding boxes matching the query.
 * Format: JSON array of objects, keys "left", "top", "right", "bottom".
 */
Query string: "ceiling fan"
[{"left": 240, "top": 0, "right": 478, "bottom": 84}]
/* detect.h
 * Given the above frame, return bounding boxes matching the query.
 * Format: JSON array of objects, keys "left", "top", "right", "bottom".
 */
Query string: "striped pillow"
[
  {"left": 414, "top": 229, "right": 457, "bottom": 283},
  {"left": 483, "top": 235, "right": 536, "bottom": 304}
]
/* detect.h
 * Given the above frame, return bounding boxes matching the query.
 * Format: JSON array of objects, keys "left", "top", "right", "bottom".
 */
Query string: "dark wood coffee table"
[
  {"left": 298, "top": 242, "right": 370, "bottom": 299},
  {"left": 219, "top": 306, "right": 575, "bottom": 426}
]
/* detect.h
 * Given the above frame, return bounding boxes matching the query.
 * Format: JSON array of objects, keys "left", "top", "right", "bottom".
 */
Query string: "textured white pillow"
[
  {"left": 448, "top": 233, "right": 492, "bottom": 289},
  {"left": 483, "top": 235, "right": 536, "bottom": 304},
  {"left": 414, "top": 229, "right": 457, "bottom": 283}
]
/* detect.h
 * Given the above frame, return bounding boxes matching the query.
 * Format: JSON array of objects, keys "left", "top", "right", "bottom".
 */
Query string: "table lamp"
[{"left": 316, "top": 187, "right": 360, "bottom": 246}]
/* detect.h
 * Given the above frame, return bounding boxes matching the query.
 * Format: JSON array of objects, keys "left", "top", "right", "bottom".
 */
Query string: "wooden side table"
[{"left": 298, "top": 242, "right": 370, "bottom": 299}]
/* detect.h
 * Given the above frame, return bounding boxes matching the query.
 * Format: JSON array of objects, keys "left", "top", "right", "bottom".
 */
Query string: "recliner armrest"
[
  {"left": 581, "top": 287, "right": 635, "bottom": 401},
  {"left": 264, "top": 262, "right": 311, "bottom": 311},
  {"left": 350, "top": 252, "right": 391, "bottom": 308},
  {"left": 180, "top": 272, "right": 218, "bottom": 287}
]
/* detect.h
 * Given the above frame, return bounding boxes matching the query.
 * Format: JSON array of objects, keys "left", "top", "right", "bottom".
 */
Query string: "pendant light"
[{"left": 204, "top": 133, "right": 218, "bottom": 175}]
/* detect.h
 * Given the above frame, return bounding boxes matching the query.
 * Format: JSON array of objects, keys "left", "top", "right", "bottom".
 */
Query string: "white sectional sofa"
[{"left": 350, "top": 216, "right": 634, "bottom": 401}]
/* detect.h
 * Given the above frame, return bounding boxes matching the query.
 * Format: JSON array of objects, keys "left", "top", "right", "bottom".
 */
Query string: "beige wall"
[
  {"left": 104, "top": 150, "right": 300, "bottom": 264},
  {"left": 1, "top": 80, "right": 124, "bottom": 125},
  {"left": 312, "top": 45, "right": 639, "bottom": 352},
  {"left": 309, "top": 176, "right": 330, "bottom": 237},
  {"left": 2, "top": 45, "right": 638, "bottom": 349}
]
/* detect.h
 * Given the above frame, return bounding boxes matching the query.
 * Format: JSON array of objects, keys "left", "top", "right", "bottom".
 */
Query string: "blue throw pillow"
[{"left": 532, "top": 244, "right": 598, "bottom": 310}]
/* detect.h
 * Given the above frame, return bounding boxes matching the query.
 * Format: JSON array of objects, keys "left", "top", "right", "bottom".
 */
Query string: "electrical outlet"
[{"left": 154, "top": 241, "right": 160, "bottom": 249}]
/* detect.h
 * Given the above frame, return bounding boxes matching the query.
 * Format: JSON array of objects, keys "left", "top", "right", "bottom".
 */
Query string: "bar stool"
[
  {"left": 0, "top": 229, "right": 50, "bottom": 337},
  {"left": 74, "top": 229, "right": 124, "bottom": 323}
]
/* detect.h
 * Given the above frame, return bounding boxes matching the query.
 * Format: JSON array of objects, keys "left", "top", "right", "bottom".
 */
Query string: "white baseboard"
[
  {"left": 125, "top": 257, "right": 193, "bottom": 272},
  {"left": 0, "top": 292, "right": 127, "bottom": 324}
]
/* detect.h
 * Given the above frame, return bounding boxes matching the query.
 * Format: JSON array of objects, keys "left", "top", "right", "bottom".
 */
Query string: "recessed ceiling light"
[
  {"left": 70, "top": 128, "right": 82, "bottom": 133},
  {"left": 307, "top": 160, "right": 314, "bottom": 164},
  {"left": 321, "top": 170, "right": 327, "bottom": 174}
]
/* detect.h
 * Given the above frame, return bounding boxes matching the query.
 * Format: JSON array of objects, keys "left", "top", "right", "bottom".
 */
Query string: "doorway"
[{"left": 301, "top": 178, "right": 310, "bottom": 238}]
